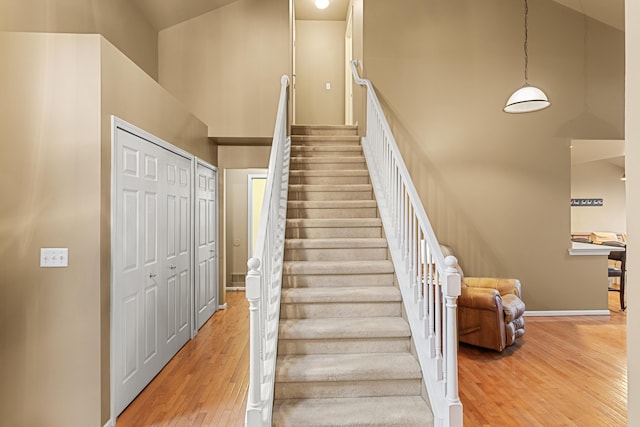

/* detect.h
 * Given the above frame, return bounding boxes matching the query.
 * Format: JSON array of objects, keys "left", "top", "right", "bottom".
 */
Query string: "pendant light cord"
[{"left": 523, "top": 0, "right": 529, "bottom": 84}]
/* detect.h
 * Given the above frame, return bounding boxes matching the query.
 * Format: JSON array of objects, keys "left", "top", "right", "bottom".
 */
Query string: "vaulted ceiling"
[
  {"left": 551, "top": 0, "right": 624, "bottom": 31},
  {"left": 133, "top": 0, "right": 624, "bottom": 32},
  {"left": 133, "top": 0, "right": 238, "bottom": 30}
]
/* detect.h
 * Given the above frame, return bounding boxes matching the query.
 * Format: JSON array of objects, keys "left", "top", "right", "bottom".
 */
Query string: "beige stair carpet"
[{"left": 273, "top": 125, "right": 433, "bottom": 427}]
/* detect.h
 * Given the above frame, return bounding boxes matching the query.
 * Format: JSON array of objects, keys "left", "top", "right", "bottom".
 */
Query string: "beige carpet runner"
[{"left": 272, "top": 125, "right": 433, "bottom": 427}]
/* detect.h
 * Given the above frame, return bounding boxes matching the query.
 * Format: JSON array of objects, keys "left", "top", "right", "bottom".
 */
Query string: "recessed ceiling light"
[{"left": 315, "top": 0, "right": 329, "bottom": 10}]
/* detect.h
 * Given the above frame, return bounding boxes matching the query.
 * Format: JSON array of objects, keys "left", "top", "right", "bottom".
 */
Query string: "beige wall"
[
  {"left": 158, "top": 0, "right": 290, "bottom": 138},
  {"left": 361, "top": 0, "right": 624, "bottom": 311},
  {"left": 626, "top": 0, "right": 639, "bottom": 422},
  {"left": 571, "top": 160, "right": 626, "bottom": 233},
  {"left": 0, "top": 32, "right": 102, "bottom": 427},
  {"left": 0, "top": 32, "right": 212, "bottom": 427},
  {"left": 0, "top": 0, "right": 159, "bottom": 79},
  {"left": 295, "top": 20, "right": 346, "bottom": 124}
]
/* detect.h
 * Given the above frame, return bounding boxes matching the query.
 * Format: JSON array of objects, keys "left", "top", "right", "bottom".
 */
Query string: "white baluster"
[{"left": 427, "top": 250, "right": 436, "bottom": 357}]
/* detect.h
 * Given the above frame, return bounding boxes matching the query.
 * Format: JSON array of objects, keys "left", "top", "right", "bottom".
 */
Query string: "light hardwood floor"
[
  {"left": 116, "top": 291, "right": 626, "bottom": 426},
  {"left": 116, "top": 291, "right": 249, "bottom": 427},
  {"left": 459, "top": 290, "right": 627, "bottom": 426}
]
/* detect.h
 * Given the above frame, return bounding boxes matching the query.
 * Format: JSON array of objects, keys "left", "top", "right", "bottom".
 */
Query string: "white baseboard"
[
  {"left": 226, "top": 287, "right": 245, "bottom": 291},
  {"left": 218, "top": 303, "right": 228, "bottom": 310},
  {"left": 103, "top": 419, "right": 114, "bottom": 427},
  {"left": 524, "top": 310, "right": 610, "bottom": 317}
]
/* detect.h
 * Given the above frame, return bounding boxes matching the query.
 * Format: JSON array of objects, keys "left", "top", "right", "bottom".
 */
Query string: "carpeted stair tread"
[
  {"left": 289, "top": 184, "right": 372, "bottom": 192},
  {"left": 286, "top": 218, "right": 381, "bottom": 228},
  {"left": 291, "top": 145, "right": 362, "bottom": 152},
  {"left": 288, "top": 200, "right": 377, "bottom": 209},
  {"left": 289, "top": 169, "right": 369, "bottom": 177},
  {"left": 278, "top": 317, "right": 409, "bottom": 340},
  {"left": 291, "top": 156, "right": 365, "bottom": 163},
  {"left": 283, "top": 260, "right": 394, "bottom": 275},
  {"left": 282, "top": 273, "right": 394, "bottom": 288},
  {"left": 275, "top": 353, "right": 421, "bottom": 383},
  {"left": 285, "top": 237, "right": 386, "bottom": 249},
  {"left": 281, "top": 287, "right": 400, "bottom": 303},
  {"left": 291, "top": 124, "right": 358, "bottom": 136},
  {"left": 272, "top": 396, "right": 433, "bottom": 427}
]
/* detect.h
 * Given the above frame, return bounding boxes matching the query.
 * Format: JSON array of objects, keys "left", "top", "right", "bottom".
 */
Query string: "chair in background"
[
  {"left": 586, "top": 232, "right": 627, "bottom": 310},
  {"left": 441, "top": 245, "right": 525, "bottom": 352},
  {"left": 608, "top": 247, "right": 627, "bottom": 311}
]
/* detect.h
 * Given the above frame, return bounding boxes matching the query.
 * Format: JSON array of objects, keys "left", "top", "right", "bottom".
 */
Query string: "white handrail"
[
  {"left": 350, "top": 60, "right": 463, "bottom": 426},
  {"left": 245, "top": 75, "right": 291, "bottom": 427}
]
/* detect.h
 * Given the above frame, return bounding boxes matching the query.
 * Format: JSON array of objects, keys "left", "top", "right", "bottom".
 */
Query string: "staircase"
[{"left": 272, "top": 125, "right": 434, "bottom": 427}]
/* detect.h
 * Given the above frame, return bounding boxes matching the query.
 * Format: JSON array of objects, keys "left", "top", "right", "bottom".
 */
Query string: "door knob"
[{"left": 149, "top": 272, "right": 157, "bottom": 278}]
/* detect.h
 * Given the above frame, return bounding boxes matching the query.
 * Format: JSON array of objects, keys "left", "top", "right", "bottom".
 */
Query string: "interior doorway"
[
  {"left": 292, "top": 0, "right": 350, "bottom": 124},
  {"left": 223, "top": 168, "right": 267, "bottom": 290}
]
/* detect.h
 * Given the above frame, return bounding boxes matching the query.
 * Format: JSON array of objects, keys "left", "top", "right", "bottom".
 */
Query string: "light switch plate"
[{"left": 40, "top": 248, "right": 69, "bottom": 267}]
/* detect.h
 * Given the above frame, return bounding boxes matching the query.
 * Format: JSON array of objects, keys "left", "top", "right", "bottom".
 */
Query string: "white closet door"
[
  {"left": 163, "top": 155, "right": 192, "bottom": 355},
  {"left": 195, "top": 163, "right": 218, "bottom": 330},
  {"left": 113, "top": 127, "right": 191, "bottom": 416}
]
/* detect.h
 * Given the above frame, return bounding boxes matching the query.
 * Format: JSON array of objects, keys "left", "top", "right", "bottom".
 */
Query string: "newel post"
[
  {"left": 444, "top": 255, "right": 463, "bottom": 425},
  {"left": 245, "top": 257, "right": 263, "bottom": 426}
]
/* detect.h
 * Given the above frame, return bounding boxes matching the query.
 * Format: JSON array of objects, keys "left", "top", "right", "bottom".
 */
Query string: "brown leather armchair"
[
  {"left": 458, "top": 277, "right": 525, "bottom": 351},
  {"left": 440, "top": 245, "right": 525, "bottom": 351}
]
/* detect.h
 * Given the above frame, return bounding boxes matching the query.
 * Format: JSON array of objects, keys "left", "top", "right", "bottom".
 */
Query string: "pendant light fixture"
[{"left": 504, "top": 0, "right": 551, "bottom": 113}]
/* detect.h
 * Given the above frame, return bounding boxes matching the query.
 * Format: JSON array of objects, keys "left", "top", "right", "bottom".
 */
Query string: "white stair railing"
[
  {"left": 350, "top": 60, "right": 463, "bottom": 426},
  {"left": 245, "top": 75, "right": 291, "bottom": 427}
]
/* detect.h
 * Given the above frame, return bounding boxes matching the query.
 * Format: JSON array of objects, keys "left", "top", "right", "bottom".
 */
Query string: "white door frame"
[
  {"left": 247, "top": 173, "right": 268, "bottom": 258},
  {"left": 110, "top": 116, "right": 195, "bottom": 426},
  {"left": 345, "top": 3, "right": 354, "bottom": 125},
  {"left": 291, "top": 0, "right": 297, "bottom": 124}
]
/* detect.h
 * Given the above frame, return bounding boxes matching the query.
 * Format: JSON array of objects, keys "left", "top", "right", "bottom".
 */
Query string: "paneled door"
[
  {"left": 162, "top": 151, "right": 192, "bottom": 358},
  {"left": 113, "top": 124, "right": 192, "bottom": 416},
  {"left": 195, "top": 161, "right": 218, "bottom": 330}
]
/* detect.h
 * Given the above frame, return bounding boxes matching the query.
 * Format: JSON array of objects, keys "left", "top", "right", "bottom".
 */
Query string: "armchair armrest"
[
  {"left": 463, "top": 277, "right": 521, "bottom": 298},
  {"left": 459, "top": 287, "right": 502, "bottom": 311}
]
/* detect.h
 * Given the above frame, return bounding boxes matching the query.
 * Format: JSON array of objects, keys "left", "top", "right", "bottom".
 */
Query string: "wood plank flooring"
[
  {"left": 116, "top": 291, "right": 626, "bottom": 426},
  {"left": 116, "top": 291, "right": 249, "bottom": 427},
  {"left": 459, "top": 291, "right": 627, "bottom": 426}
]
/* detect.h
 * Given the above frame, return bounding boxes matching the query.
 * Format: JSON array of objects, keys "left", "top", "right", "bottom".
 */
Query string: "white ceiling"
[{"left": 295, "top": 0, "right": 350, "bottom": 21}]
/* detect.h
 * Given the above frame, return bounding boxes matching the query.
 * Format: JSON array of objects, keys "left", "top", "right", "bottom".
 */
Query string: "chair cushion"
[{"left": 502, "top": 294, "right": 525, "bottom": 323}]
